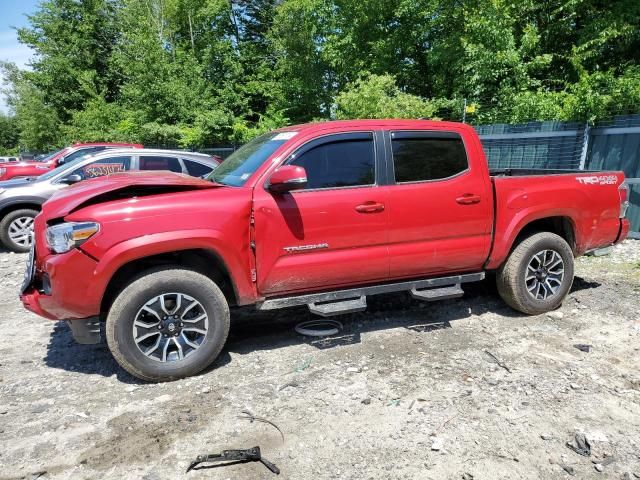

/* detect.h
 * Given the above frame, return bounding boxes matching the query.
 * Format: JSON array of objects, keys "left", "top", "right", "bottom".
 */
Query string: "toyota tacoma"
[{"left": 20, "top": 120, "right": 630, "bottom": 381}]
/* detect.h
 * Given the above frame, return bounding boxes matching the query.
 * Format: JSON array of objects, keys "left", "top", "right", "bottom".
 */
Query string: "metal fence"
[{"left": 476, "top": 115, "right": 640, "bottom": 238}]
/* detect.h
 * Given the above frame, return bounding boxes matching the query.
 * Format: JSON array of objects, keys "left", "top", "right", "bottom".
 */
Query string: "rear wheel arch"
[
  {"left": 508, "top": 216, "right": 577, "bottom": 258},
  {"left": 100, "top": 248, "right": 238, "bottom": 315}
]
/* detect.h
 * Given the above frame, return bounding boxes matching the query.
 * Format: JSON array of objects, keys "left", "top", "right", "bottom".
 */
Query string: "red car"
[
  {"left": 21, "top": 120, "right": 630, "bottom": 381},
  {"left": 0, "top": 143, "right": 143, "bottom": 181}
]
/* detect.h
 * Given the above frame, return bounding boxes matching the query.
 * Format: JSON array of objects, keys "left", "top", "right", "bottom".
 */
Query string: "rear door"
[
  {"left": 385, "top": 130, "right": 492, "bottom": 278},
  {"left": 253, "top": 131, "right": 390, "bottom": 295}
]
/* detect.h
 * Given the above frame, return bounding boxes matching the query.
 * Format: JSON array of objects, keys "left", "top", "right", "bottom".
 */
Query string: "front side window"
[
  {"left": 69, "top": 156, "right": 132, "bottom": 180},
  {"left": 392, "top": 133, "right": 468, "bottom": 183},
  {"left": 139, "top": 156, "right": 182, "bottom": 173},
  {"left": 288, "top": 134, "right": 375, "bottom": 189}
]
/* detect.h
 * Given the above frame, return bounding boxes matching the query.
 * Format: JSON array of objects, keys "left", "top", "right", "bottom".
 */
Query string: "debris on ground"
[
  {"left": 574, "top": 344, "right": 592, "bottom": 353},
  {"left": 566, "top": 432, "right": 591, "bottom": 457},
  {"left": 237, "top": 410, "right": 285, "bottom": 443},
  {"left": 186, "top": 446, "right": 280, "bottom": 474},
  {"left": 483, "top": 350, "right": 512, "bottom": 373}
]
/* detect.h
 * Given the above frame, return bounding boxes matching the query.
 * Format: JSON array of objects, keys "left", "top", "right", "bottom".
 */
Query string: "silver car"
[{"left": 0, "top": 148, "right": 219, "bottom": 252}]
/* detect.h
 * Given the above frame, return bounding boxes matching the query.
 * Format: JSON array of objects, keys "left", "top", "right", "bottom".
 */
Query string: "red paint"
[
  {"left": 0, "top": 143, "right": 142, "bottom": 181},
  {"left": 21, "top": 120, "right": 628, "bottom": 322}
]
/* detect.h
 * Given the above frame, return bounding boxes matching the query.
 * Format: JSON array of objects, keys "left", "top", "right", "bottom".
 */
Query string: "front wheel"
[
  {"left": 0, "top": 209, "right": 38, "bottom": 253},
  {"left": 106, "top": 268, "right": 230, "bottom": 382},
  {"left": 497, "top": 232, "right": 574, "bottom": 315}
]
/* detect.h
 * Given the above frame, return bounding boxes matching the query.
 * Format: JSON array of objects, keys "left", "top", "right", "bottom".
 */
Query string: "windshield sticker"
[
  {"left": 240, "top": 173, "right": 251, "bottom": 180},
  {"left": 273, "top": 132, "right": 298, "bottom": 141},
  {"left": 576, "top": 175, "right": 618, "bottom": 185},
  {"left": 83, "top": 163, "right": 125, "bottom": 178}
]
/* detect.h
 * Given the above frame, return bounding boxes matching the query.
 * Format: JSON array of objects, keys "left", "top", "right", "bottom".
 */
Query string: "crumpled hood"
[{"left": 43, "top": 171, "right": 219, "bottom": 219}]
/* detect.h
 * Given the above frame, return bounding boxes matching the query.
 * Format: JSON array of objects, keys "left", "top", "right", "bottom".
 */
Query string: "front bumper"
[{"left": 20, "top": 248, "right": 101, "bottom": 320}]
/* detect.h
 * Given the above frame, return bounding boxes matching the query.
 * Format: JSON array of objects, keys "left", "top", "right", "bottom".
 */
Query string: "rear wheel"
[
  {"left": 497, "top": 232, "right": 574, "bottom": 315},
  {"left": 106, "top": 268, "right": 230, "bottom": 382},
  {"left": 0, "top": 209, "right": 38, "bottom": 253}
]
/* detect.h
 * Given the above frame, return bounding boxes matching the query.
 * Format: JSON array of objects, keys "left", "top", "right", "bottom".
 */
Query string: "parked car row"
[
  {"left": 0, "top": 145, "right": 220, "bottom": 252},
  {"left": 19, "top": 120, "right": 630, "bottom": 382}
]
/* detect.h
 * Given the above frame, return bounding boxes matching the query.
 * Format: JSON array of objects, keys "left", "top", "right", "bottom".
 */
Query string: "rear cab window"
[{"left": 390, "top": 131, "right": 469, "bottom": 183}]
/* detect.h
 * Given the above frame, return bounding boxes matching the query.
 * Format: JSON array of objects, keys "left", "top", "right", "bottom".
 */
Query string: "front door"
[
  {"left": 385, "top": 130, "right": 492, "bottom": 278},
  {"left": 253, "top": 132, "right": 390, "bottom": 295}
]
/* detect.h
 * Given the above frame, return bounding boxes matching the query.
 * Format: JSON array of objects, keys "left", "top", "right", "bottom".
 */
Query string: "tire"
[
  {"left": 496, "top": 232, "right": 574, "bottom": 315},
  {"left": 106, "top": 267, "right": 230, "bottom": 382},
  {"left": 0, "top": 209, "right": 38, "bottom": 253}
]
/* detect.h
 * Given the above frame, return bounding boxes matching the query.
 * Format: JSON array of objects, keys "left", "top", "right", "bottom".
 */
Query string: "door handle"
[
  {"left": 456, "top": 194, "right": 481, "bottom": 205},
  {"left": 355, "top": 202, "right": 385, "bottom": 213}
]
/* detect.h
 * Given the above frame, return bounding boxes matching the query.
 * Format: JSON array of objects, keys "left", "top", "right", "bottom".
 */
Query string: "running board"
[
  {"left": 257, "top": 272, "right": 485, "bottom": 311},
  {"left": 309, "top": 296, "right": 367, "bottom": 317},
  {"left": 410, "top": 284, "right": 463, "bottom": 301}
]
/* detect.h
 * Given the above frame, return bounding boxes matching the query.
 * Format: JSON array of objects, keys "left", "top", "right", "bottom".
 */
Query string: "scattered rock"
[
  {"left": 361, "top": 397, "right": 371, "bottom": 405},
  {"left": 431, "top": 437, "right": 444, "bottom": 451},
  {"left": 547, "top": 311, "right": 564, "bottom": 320},
  {"left": 541, "top": 434, "right": 553, "bottom": 440},
  {"left": 346, "top": 367, "right": 361, "bottom": 373},
  {"left": 201, "top": 386, "right": 211, "bottom": 394},
  {"left": 462, "top": 474, "right": 474, "bottom": 480},
  {"left": 561, "top": 464, "right": 575, "bottom": 475},
  {"left": 595, "top": 463, "right": 604, "bottom": 472}
]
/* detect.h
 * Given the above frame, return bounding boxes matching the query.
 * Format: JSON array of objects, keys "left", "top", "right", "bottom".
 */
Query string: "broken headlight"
[{"left": 46, "top": 222, "right": 100, "bottom": 253}]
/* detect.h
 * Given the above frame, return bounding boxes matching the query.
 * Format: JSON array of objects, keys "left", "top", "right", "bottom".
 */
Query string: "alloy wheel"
[
  {"left": 132, "top": 292, "right": 209, "bottom": 362},
  {"left": 525, "top": 249, "right": 565, "bottom": 300}
]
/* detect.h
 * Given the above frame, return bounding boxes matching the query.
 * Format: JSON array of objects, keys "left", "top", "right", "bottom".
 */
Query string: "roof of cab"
[{"left": 276, "top": 118, "right": 471, "bottom": 134}]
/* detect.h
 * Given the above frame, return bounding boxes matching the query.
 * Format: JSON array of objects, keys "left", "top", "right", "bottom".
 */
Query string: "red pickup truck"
[
  {"left": 20, "top": 120, "right": 630, "bottom": 382},
  {"left": 0, "top": 142, "right": 142, "bottom": 181}
]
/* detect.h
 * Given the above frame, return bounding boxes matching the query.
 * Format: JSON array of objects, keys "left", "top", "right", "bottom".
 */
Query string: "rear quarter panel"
[{"left": 486, "top": 171, "right": 624, "bottom": 269}]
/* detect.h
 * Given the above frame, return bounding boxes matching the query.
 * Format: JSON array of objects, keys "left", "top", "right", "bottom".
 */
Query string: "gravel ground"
[{"left": 1, "top": 241, "right": 639, "bottom": 480}]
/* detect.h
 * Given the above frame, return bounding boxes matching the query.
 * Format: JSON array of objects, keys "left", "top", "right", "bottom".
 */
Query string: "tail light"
[{"left": 619, "top": 181, "right": 629, "bottom": 218}]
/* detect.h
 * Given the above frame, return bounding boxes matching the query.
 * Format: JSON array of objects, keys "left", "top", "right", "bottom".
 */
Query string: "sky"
[{"left": 0, "top": 0, "right": 39, "bottom": 113}]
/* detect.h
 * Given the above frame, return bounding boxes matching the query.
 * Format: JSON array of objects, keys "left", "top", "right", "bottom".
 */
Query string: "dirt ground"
[{"left": 0, "top": 241, "right": 639, "bottom": 480}]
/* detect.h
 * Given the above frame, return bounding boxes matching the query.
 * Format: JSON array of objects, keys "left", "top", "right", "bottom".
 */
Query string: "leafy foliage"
[{"left": 2, "top": 0, "right": 640, "bottom": 151}]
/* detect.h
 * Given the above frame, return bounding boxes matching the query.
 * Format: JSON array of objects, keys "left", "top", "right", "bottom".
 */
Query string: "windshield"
[
  {"left": 208, "top": 132, "right": 291, "bottom": 186},
  {"left": 36, "top": 153, "right": 94, "bottom": 181}
]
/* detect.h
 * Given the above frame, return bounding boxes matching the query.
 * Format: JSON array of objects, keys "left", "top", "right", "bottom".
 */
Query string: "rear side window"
[
  {"left": 289, "top": 133, "right": 375, "bottom": 189},
  {"left": 183, "top": 159, "right": 213, "bottom": 177},
  {"left": 139, "top": 156, "right": 182, "bottom": 173},
  {"left": 391, "top": 132, "right": 468, "bottom": 183}
]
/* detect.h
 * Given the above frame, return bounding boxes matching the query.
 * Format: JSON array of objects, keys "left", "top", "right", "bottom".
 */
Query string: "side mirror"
[
  {"left": 60, "top": 174, "right": 82, "bottom": 184},
  {"left": 57, "top": 157, "right": 66, "bottom": 166},
  {"left": 268, "top": 165, "right": 307, "bottom": 194}
]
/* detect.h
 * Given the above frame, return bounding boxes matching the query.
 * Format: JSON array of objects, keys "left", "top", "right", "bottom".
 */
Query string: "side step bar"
[
  {"left": 309, "top": 296, "right": 367, "bottom": 317},
  {"left": 257, "top": 272, "right": 485, "bottom": 313},
  {"left": 410, "top": 284, "right": 463, "bottom": 301}
]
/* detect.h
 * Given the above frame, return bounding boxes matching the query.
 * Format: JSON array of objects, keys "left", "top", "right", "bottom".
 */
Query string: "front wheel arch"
[{"left": 100, "top": 249, "right": 238, "bottom": 315}]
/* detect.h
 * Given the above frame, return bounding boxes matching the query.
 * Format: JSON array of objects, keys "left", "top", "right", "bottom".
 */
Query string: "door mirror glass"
[
  {"left": 268, "top": 165, "right": 307, "bottom": 193},
  {"left": 60, "top": 174, "right": 82, "bottom": 184}
]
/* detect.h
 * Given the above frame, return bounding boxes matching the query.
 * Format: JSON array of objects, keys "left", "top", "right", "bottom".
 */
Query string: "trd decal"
[{"left": 576, "top": 175, "right": 618, "bottom": 185}]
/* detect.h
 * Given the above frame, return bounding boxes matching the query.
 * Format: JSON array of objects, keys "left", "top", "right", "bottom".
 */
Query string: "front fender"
[{"left": 85, "top": 229, "right": 256, "bottom": 307}]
